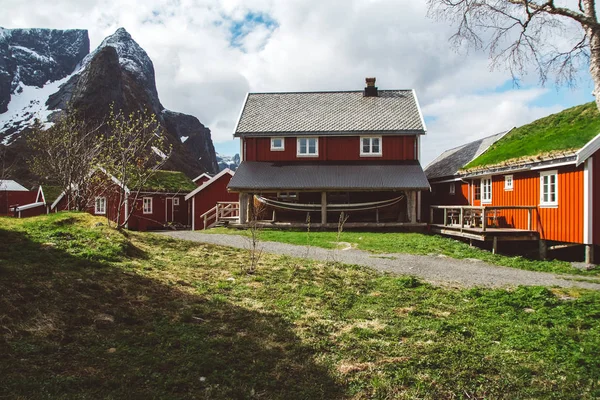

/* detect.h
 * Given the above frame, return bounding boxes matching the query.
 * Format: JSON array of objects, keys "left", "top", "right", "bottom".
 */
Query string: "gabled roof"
[
  {"left": 234, "top": 90, "right": 426, "bottom": 136},
  {"left": 228, "top": 161, "right": 430, "bottom": 191},
  {"left": 0, "top": 180, "right": 28, "bottom": 191},
  {"left": 41, "top": 186, "right": 63, "bottom": 204},
  {"left": 192, "top": 172, "right": 213, "bottom": 183},
  {"left": 185, "top": 168, "right": 234, "bottom": 200},
  {"left": 464, "top": 102, "right": 600, "bottom": 171},
  {"left": 425, "top": 132, "right": 507, "bottom": 180}
]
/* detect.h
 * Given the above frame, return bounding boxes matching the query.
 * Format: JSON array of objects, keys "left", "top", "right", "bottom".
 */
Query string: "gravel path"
[{"left": 160, "top": 231, "right": 600, "bottom": 290}]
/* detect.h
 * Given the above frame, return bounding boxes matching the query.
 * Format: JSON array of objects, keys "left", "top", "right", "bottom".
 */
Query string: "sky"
[{"left": 2, "top": 0, "right": 595, "bottom": 166}]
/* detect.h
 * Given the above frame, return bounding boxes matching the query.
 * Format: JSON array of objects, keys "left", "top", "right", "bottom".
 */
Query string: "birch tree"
[
  {"left": 428, "top": 0, "right": 600, "bottom": 110},
  {"left": 98, "top": 106, "right": 171, "bottom": 229},
  {"left": 28, "top": 112, "right": 103, "bottom": 210}
]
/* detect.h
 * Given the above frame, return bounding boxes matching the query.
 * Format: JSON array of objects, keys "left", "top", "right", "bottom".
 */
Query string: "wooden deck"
[{"left": 430, "top": 224, "right": 539, "bottom": 242}]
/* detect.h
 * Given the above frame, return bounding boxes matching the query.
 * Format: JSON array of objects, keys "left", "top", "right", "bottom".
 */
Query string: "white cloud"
[{"left": 1, "top": 0, "right": 593, "bottom": 159}]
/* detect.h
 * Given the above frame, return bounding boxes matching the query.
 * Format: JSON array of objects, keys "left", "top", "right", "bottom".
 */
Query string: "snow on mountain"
[{"left": 216, "top": 153, "right": 240, "bottom": 171}]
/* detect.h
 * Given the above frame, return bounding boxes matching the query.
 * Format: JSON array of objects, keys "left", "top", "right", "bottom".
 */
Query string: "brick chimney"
[{"left": 364, "top": 77, "right": 378, "bottom": 97}]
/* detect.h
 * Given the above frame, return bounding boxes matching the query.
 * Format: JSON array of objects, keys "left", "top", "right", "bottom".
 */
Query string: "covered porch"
[{"left": 228, "top": 161, "right": 430, "bottom": 229}]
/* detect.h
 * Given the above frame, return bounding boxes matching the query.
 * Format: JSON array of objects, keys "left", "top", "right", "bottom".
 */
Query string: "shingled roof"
[
  {"left": 234, "top": 90, "right": 426, "bottom": 136},
  {"left": 228, "top": 161, "right": 430, "bottom": 191},
  {"left": 425, "top": 132, "right": 507, "bottom": 180}
]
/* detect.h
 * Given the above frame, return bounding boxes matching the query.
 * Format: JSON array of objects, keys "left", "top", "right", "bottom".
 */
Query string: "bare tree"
[
  {"left": 428, "top": 0, "right": 600, "bottom": 109},
  {"left": 28, "top": 112, "right": 104, "bottom": 211},
  {"left": 245, "top": 198, "right": 266, "bottom": 274},
  {"left": 98, "top": 106, "right": 171, "bottom": 229}
]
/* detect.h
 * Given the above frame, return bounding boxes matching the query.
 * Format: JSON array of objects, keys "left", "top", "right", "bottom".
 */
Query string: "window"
[
  {"left": 474, "top": 182, "right": 481, "bottom": 201},
  {"left": 94, "top": 197, "right": 106, "bottom": 215},
  {"left": 271, "top": 137, "right": 284, "bottom": 151},
  {"left": 540, "top": 170, "right": 558, "bottom": 206},
  {"left": 504, "top": 175, "right": 513, "bottom": 191},
  {"left": 173, "top": 197, "right": 179, "bottom": 206},
  {"left": 297, "top": 137, "right": 318, "bottom": 156},
  {"left": 449, "top": 183, "right": 456, "bottom": 195},
  {"left": 360, "top": 136, "right": 382, "bottom": 156},
  {"left": 143, "top": 197, "right": 153, "bottom": 214},
  {"left": 481, "top": 177, "right": 492, "bottom": 203}
]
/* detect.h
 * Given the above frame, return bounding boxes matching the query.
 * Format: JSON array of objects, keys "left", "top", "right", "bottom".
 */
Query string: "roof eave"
[{"left": 234, "top": 129, "right": 426, "bottom": 138}]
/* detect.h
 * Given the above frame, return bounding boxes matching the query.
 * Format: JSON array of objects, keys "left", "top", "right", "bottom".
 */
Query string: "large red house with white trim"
[{"left": 227, "top": 78, "right": 430, "bottom": 227}]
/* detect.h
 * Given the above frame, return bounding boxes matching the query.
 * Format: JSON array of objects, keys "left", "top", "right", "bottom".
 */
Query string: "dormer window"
[
  {"left": 271, "top": 138, "right": 284, "bottom": 151},
  {"left": 360, "top": 136, "right": 382, "bottom": 157},
  {"left": 297, "top": 137, "right": 318, "bottom": 157}
]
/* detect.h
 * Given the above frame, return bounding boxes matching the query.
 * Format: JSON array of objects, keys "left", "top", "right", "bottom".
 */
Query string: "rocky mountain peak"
[{"left": 79, "top": 27, "right": 161, "bottom": 113}]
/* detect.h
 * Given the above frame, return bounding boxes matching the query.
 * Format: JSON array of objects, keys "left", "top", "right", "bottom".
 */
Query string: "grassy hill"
[
  {"left": 1, "top": 213, "right": 600, "bottom": 399},
  {"left": 466, "top": 102, "right": 600, "bottom": 170}
]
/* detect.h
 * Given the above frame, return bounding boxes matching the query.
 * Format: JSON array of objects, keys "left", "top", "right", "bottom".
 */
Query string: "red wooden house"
[
  {"left": 186, "top": 169, "right": 238, "bottom": 230},
  {"left": 227, "top": 78, "right": 430, "bottom": 227},
  {"left": 192, "top": 173, "right": 213, "bottom": 186},
  {"left": 51, "top": 170, "right": 196, "bottom": 231},
  {"left": 426, "top": 102, "right": 600, "bottom": 263}
]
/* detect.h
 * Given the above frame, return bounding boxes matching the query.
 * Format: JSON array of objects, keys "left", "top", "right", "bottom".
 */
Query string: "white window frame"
[
  {"left": 539, "top": 170, "right": 558, "bottom": 207},
  {"left": 504, "top": 175, "right": 513, "bottom": 191},
  {"left": 173, "top": 197, "right": 180, "bottom": 206},
  {"left": 297, "top": 137, "right": 318, "bottom": 157},
  {"left": 449, "top": 183, "right": 456, "bottom": 195},
  {"left": 94, "top": 197, "right": 106, "bottom": 215},
  {"left": 270, "top": 137, "right": 285, "bottom": 151},
  {"left": 481, "top": 177, "right": 492, "bottom": 204},
  {"left": 360, "top": 136, "right": 382, "bottom": 157},
  {"left": 143, "top": 197, "right": 153, "bottom": 214},
  {"left": 277, "top": 192, "right": 298, "bottom": 199}
]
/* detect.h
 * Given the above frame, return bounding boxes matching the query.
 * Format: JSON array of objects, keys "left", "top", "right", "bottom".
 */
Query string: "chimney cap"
[{"left": 365, "top": 77, "right": 376, "bottom": 87}]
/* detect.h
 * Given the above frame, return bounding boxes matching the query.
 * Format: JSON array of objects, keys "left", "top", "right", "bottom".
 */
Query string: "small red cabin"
[
  {"left": 52, "top": 170, "right": 196, "bottom": 231},
  {"left": 186, "top": 169, "right": 238, "bottom": 230},
  {"left": 425, "top": 103, "right": 600, "bottom": 263}
]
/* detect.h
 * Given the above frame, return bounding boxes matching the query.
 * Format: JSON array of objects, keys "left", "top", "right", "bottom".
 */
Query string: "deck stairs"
[{"left": 199, "top": 202, "right": 240, "bottom": 229}]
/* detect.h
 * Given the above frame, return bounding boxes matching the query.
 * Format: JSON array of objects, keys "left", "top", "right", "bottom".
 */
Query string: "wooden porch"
[{"left": 429, "top": 205, "right": 539, "bottom": 253}]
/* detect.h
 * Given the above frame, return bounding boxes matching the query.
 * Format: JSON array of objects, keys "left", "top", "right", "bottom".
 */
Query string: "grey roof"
[
  {"left": 228, "top": 161, "right": 430, "bottom": 191},
  {"left": 425, "top": 132, "right": 507, "bottom": 180},
  {"left": 0, "top": 180, "right": 28, "bottom": 191},
  {"left": 235, "top": 90, "right": 425, "bottom": 136}
]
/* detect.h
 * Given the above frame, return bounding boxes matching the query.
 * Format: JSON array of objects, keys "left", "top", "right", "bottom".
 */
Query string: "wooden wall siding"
[
  {"left": 193, "top": 173, "right": 238, "bottom": 230},
  {"left": 244, "top": 136, "right": 416, "bottom": 162},
  {"left": 480, "top": 167, "right": 584, "bottom": 243},
  {"left": 0, "top": 191, "right": 38, "bottom": 216},
  {"left": 429, "top": 181, "right": 470, "bottom": 207},
  {"left": 593, "top": 151, "right": 600, "bottom": 245}
]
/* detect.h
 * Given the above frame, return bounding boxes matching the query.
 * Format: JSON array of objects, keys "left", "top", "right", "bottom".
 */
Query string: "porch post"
[
  {"left": 239, "top": 193, "right": 248, "bottom": 224},
  {"left": 248, "top": 193, "right": 255, "bottom": 221},
  {"left": 585, "top": 245, "right": 594, "bottom": 264},
  {"left": 321, "top": 192, "right": 327, "bottom": 224},
  {"left": 407, "top": 191, "right": 417, "bottom": 224}
]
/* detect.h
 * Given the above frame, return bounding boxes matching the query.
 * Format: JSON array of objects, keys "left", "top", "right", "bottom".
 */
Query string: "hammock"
[{"left": 255, "top": 195, "right": 404, "bottom": 212}]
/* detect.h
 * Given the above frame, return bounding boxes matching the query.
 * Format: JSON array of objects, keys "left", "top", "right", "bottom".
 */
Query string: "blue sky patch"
[{"left": 228, "top": 11, "right": 278, "bottom": 51}]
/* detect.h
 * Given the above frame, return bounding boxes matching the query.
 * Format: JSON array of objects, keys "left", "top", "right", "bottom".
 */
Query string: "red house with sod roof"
[
  {"left": 425, "top": 103, "right": 600, "bottom": 263},
  {"left": 226, "top": 78, "right": 430, "bottom": 227},
  {"left": 51, "top": 170, "right": 196, "bottom": 231}
]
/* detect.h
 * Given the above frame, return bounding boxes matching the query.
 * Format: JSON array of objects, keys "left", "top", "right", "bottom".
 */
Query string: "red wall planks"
[
  {"left": 428, "top": 166, "right": 585, "bottom": 244},
  {"left": 244, "top": 136, "right": 417, "bottom": 162},
  {"left": 593, "top": 152, "right": 600, "bottom": 246},
  {"left": 192, "top": 173, "right": 238, "bottom": 230}
]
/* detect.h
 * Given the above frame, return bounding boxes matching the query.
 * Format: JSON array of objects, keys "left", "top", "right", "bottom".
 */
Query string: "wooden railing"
[
  {"left": 199, "top": 201, "right": 240, "bottom": 230},
  {"left": 430, "top": 205, "right": 537, "bottom": 232}
]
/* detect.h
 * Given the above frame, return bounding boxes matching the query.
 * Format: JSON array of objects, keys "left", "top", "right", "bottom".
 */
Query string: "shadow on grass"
[{"left": 0, "top": 227, "right": 344, "bottom": 399}]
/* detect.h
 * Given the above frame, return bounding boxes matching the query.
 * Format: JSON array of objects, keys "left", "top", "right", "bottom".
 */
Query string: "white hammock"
[{"left": 255, "top": 195, "right": 404, "bottom": 212}]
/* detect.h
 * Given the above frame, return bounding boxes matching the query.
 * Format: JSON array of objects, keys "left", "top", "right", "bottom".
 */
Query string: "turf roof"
[
  {"left": 142, "top": 171, "right": 196, "bottom": 192},
  {"left": 464, "top": 102, "right": 600, "bottom": 170},
  {"left": 42, "top": 186, "right": 64, "bottom": 204}
]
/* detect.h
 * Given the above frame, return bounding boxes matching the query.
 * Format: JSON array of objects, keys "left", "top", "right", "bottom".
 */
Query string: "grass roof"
[
  {"left": 465, "top": 102, "right": 600, "bottom": 170},
  {"left": 142, "top": 171, "right": 196, "bottom": 193},
  {"left": 42, "top": 186, "right": 64, "bottom": 204}
]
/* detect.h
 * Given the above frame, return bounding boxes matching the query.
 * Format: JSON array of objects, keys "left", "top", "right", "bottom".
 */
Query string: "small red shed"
[{"left": 186, "top": 169, "right": 237, "bottom": 230}]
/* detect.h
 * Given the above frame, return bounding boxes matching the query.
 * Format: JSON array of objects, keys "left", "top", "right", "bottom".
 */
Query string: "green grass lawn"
[
  {"left": 465, "top": 102, "right": 600, "bottom": 169},
  {"left": 2, "top": 213, "right": 600, "bottom": 399},
  {"left": 207, "top": 227, "right": 599, "bottom": 276}
]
